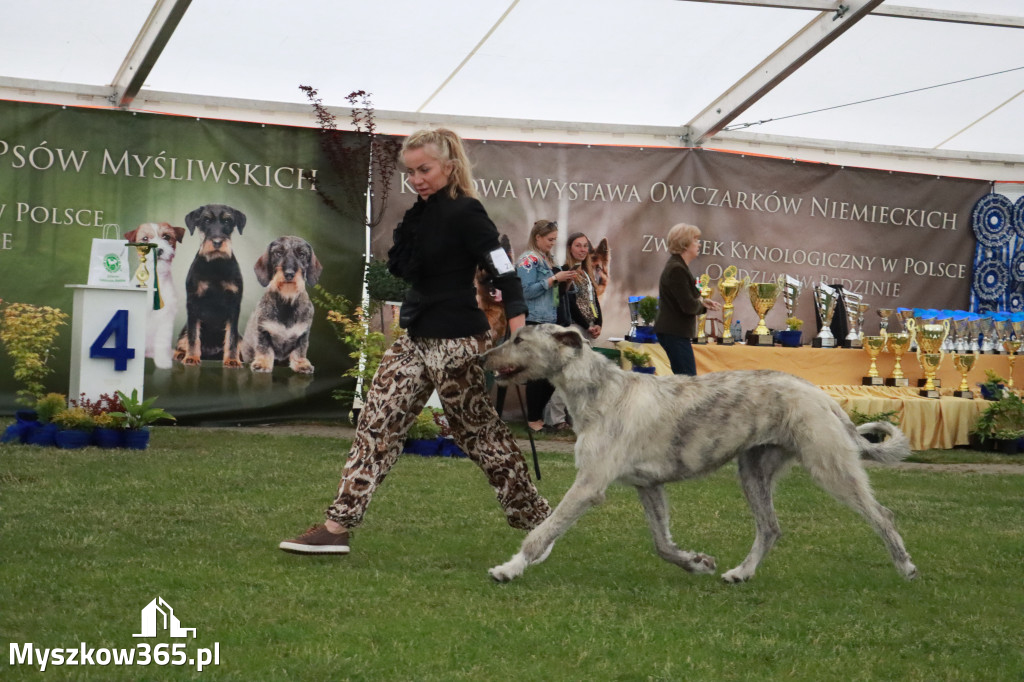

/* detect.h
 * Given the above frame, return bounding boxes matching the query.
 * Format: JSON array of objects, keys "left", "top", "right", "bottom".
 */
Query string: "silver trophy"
[
  {"left": 812, "top": 284, "right": 838, "bottom": 348},
  {"left": 953, "top": 315, "right": 970, "bottom": 354},
  {"left": 783, "top": 275, "right": 802, "bottom": 319},
  {"left": 842, "top": 290, "right": 863, "bottom": 348},
  {"left": 627, "top": 296, "right": 640, "bottom": 341},
  {"left": 966, "top": 315, "right": 981, "bottom": 354},
  {"left": 978, "top": 315, "right": 997, "bottom": 354}
]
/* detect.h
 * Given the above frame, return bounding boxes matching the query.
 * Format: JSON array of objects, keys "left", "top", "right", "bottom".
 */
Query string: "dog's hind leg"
[
  {"left": 489, "top": 475, "right": 607, "bottom": 583},
  {"left": 801, "top": 448, "right": 917, "bottom": 580},
  {"left": 722, "top": 447, "right": 787, "bottom": 583},
  {"left": 636, "top": 484, "right": 716, "bottom": 574}
]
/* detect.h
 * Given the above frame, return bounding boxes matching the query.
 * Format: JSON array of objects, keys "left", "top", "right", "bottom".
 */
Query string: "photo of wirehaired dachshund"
[
  {"left": 174, "top": 204, "right": 246, "bottom": 367},
  {"left": 123, "top": 222, "right": 186, "bottom": 370},
  {"left": 240, "top": 236, "right": 322, "bottom": 374}
]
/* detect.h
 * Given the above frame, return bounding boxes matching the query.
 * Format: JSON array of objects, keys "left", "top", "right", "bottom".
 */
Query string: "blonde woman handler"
[{"left": 280, "top": 129, "right": 551, "bottom": 555}]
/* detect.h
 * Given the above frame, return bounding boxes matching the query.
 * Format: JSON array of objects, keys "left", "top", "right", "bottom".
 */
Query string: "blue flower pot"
[
  {"left": 120, "top": 428, "right": 151, "bottom": 450},
  {"left": 778, "top": 330, "right": 802, "bottom": 347},
  {"left": 55, "top": 429, "right": 92, "bottom": 450},
  {"left": 25, "top": 423, "right": 59, "bottom": 447},
  {"left": 404, "top": 438, "right": 442, "bottom": 455},
  {"left": 439, "top": 438, "right": 467, "bottom": 458},
  {"left": 633, "top": 326, "right": 657, "bottom": 343},
  {"left": 92, "top": 427, "right": 122, "bottom": 448},
  {"left": 3, "top": 410, "right": 42, "bottom": 444},
  {"left": 632, "top": 366, "right": 657, "bottom": 374}
]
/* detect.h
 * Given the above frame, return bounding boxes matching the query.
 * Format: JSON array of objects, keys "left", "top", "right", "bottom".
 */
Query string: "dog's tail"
[{"left": 856, "top": 422, "right": 911, "bottom": 463}]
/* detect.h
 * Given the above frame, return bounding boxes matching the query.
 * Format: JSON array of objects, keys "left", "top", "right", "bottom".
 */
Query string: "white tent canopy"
[{"left": 2, "top": 0, "right": 1023, "bottom": 179}]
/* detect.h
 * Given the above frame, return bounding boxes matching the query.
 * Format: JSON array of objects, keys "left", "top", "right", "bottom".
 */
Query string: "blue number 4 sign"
[{"left": 89, "top": 309, "right": 136, "bottom": 371}]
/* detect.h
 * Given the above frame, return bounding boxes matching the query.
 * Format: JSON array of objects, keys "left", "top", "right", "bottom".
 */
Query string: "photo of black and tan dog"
[
  {"left": 240, "top": 236, "right": 322, "bottom": 374},
  {"left": 174, "top": 204, "right": 246, "bottom": 367},
  {"left": 123, "top": 222, "right": 186, "bottom": 370}
]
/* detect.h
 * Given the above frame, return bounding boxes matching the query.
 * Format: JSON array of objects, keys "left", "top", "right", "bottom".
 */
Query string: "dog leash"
[{"left": 515, "top": 383, "right": 541, "bottom": 481}]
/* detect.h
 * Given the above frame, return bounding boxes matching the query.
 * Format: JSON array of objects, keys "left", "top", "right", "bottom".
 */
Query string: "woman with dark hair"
[
  {"left": 517, "top": 219, "right": 575, "bottom": 433},
  {"left": 654, "top": 223, "right": 721, "bottom": 376},
  {"left": 280, "top": 128, "right": 551, "bottom": 555},
  {"left": 562, "top": 231, "right": 603, "bottom": 341}
]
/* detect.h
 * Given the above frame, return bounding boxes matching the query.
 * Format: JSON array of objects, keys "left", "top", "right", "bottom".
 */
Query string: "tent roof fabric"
[{"left": 1, "top": 0, "right": 1022, "bottom": 177}]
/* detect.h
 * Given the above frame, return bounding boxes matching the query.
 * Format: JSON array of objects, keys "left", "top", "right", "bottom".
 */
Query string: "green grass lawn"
[{"left": 2, "top": 427, "right": 1023, "bottom": 681}]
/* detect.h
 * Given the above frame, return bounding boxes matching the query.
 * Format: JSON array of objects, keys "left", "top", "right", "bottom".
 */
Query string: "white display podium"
[{"left": 66, "top": 284, "right": 149, "bottom": 403}]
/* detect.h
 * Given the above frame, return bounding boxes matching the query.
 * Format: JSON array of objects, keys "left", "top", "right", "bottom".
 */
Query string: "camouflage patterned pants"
[{"left": 326, "top": 332, "right": 551, "bottom": 531}]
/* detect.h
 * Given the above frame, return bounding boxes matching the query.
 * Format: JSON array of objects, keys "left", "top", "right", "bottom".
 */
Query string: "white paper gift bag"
[{"left": 87, "top": 225, "right": 131, "bottom": 285}]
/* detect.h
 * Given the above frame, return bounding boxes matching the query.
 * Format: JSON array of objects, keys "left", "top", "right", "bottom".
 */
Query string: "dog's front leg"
[
  {"left": 636, "top": 484, "right": 716, "bottom": 575},
  {"left": 288, "top": 333, "right": 314, "bottom": 374},
  {"left": 489, "top": 476, "right": 607, "bottom": 583},
  {"left": 222, "top": 319, "right": 243, "bottom": 368}
]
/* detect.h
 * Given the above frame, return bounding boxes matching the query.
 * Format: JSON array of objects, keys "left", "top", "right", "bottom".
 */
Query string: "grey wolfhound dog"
[{"left": 483, "top": 324, "right": 917, "bottom": 584}]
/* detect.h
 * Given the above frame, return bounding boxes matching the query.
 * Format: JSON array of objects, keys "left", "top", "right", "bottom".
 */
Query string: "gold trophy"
[
  {"left": 747, "top": 277, "right": 783, "bottom": 346},
  {"left": 1003, "top": 339, "right": 1022, "bottom": 388},
  {"left": 695, "top": 274, "right": 712, "bottom": 344},
  {"left": 126, "top": 241, "right": 157, "bottom": 289},
  {"left": 877, "top": 308, "right": 894, "bottom": 335},
  {"left": 885, "top": 332, "right": 912, "bottom": 387},
  {"left": 907, "top": 318, "right": 949, "bottom": 398},
  {"left": 952, "top": 353, "right": 977, "bottom": 399},
  {"left": 862, "top": 333, "right": 887, "bottom": 386},
  {"left": 717, "top": 266, "right": 745, "bottom": 346}
]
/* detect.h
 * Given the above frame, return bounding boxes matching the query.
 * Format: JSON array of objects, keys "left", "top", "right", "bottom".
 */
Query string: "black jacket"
[
  {"left": 653, "top": 254, "right": 706, "bottom": 338},
  {"left": 389, "top": 192, "right": 527, "bottom": 338}
]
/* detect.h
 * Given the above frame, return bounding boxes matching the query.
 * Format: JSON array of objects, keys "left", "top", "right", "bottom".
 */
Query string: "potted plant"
[
  {"left": 621, "top": 347, "right": 655, "bottom": 374},
  {"left": 313, "top": 285, "right": 396, "bottom": 424},
  {"left": 52, "top": 406, "right": 95, "bottom": 449},
  {"left": 970, "top": 390, "right": 1024, "bottom": 453},
  {"left": 979, "top": 369, "right": 1007, "bottom": 401},
  {"left": 404, "top": 408, "right": 443, "bottom": 455},
  {"left": 634, "top": 296, "right": 659, "bottom": 343},
  {"left": 22, "top": 392, "right": 67, "bottom": 446},
  {"left": 779, "top": 317, "right": 803, "bottom": 347},
  {"left": 108, "top": 389, "right": 176, "bottom": 450},
  {"left": 0, "top": 302, "right": 69, "bottom": 405}
]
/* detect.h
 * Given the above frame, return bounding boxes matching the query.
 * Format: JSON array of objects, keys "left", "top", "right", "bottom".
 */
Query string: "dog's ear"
[
  {"left": 253, "top": 250, "right": 272, "bottom": 287},
  {"left": 232, "top": 209, "right": 247, "bottom": 234},
  {"left": 170, "top": 225, "right": 186, "bottom": 244},
  {"left": 594, "top": 238, "right": 610, "bottom": 260},
  {"left": 305, "top": 251, "right": 323, "bottom": 287},
  {"left": 552, "top": 329, "right": 585, "bottom": 350},
  {"left": 123, "top": 228, "right": 139, "bottom": 242},
  {"left": 185, "top": 207, "right": 203, "bottom": 234}
]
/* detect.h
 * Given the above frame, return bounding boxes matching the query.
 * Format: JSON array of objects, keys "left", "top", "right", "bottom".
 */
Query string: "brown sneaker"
[{"left": 279, "top": 525, "right": 350, "bottom": 555}]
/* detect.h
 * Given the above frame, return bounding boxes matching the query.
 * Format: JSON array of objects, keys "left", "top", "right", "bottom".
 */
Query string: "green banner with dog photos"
[{"left": 0, "top": 99, "right": 369, "bottom": 421}]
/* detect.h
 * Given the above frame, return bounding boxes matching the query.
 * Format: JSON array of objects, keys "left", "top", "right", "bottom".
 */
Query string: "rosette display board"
[{"left": 970, "top": 193, "right": 1021, "bottom": 313}]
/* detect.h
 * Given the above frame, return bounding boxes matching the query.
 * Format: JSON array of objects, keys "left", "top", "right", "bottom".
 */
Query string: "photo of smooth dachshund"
[
  {"left": 174, "top": 204, "right": 246, "bottom": 367},
  {"left": 240, "top": 236, "right": 322, "bottom": 374}
]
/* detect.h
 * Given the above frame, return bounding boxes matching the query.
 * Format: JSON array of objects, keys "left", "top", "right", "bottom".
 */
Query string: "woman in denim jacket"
[{"left": 517, "top": 220, "right": 576, "bottom": 432}]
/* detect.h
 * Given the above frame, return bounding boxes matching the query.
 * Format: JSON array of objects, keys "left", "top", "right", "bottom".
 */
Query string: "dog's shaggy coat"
[{"left": 483, "top": 324, "right": 917, "bottom": 583}]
